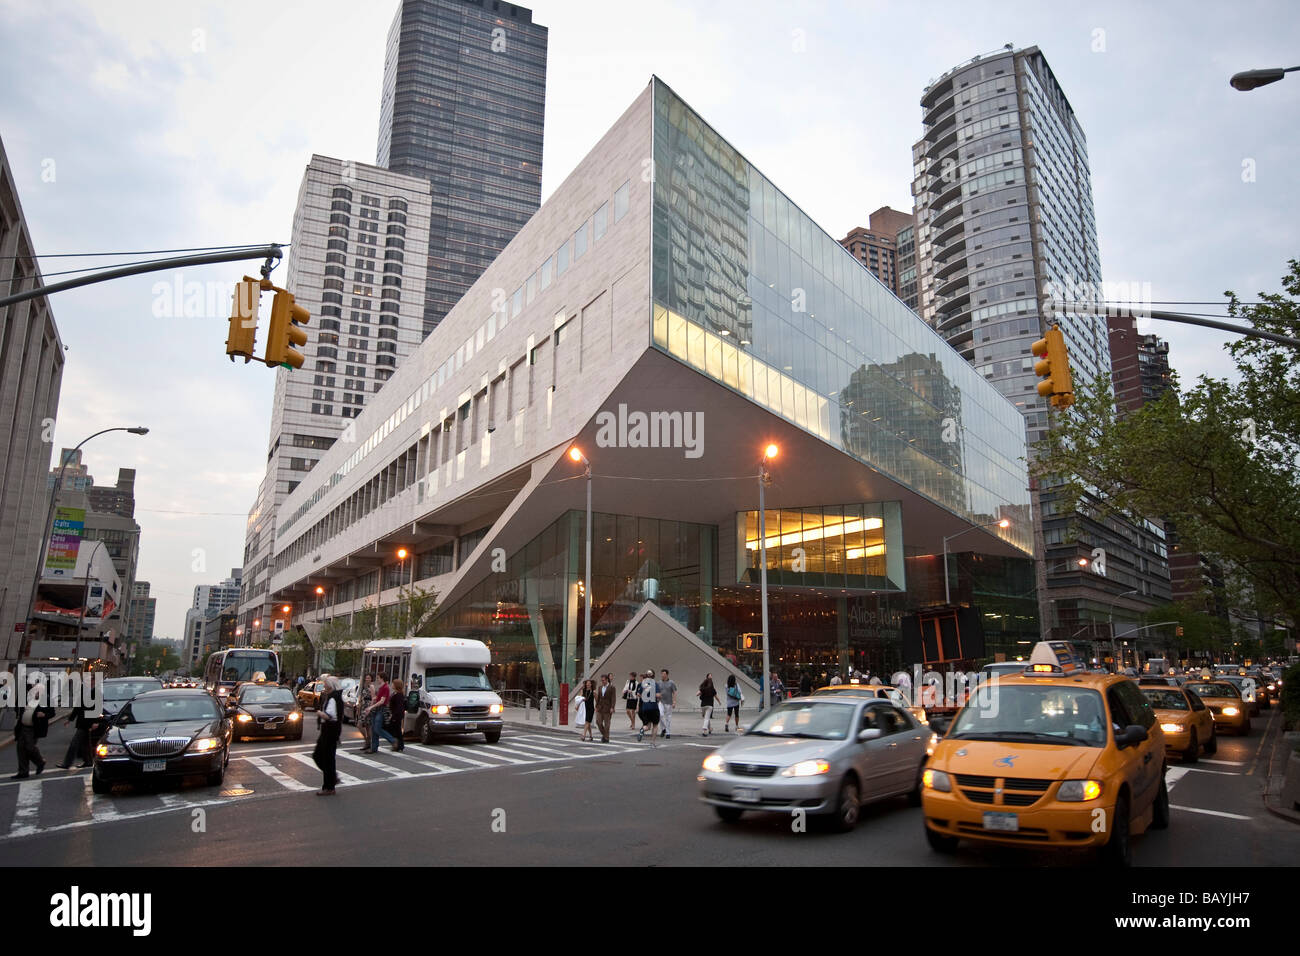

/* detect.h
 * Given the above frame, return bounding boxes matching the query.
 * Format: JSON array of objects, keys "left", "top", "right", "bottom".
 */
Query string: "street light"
[
  {"left": 74, "top": 539, "right": 107, "bottom": 671},
  {"left": 1230, "top": 66, "right": 1300, "bottom": 91},
  {"left": 942, "top": 518, "right": 1011, "bottom": 605},
  {"left": 20, "top": 425, "right": 148, "bottom": 661},
  {"left": 759, "top": 443, "right": 778, "bottom": 711},
  {"left": 568, "top": 446, "right": 592, "bottom": 683},
  {"left": 1107, "top": 588, "right": 1139, "bottom": 668}
]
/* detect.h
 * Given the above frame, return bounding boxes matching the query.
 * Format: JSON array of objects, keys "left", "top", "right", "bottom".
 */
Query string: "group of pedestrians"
[
  {"left": 602, "top": 670, "right": 747, "bottom": 745},
  {"left": 310, "top": 670, "right": 412, "bottom": 796},
  {"left": 570, "top": 674, "right": 619, "bottom": 742}
]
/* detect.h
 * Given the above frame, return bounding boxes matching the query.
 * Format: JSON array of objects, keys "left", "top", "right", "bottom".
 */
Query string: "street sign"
[{"left": 13, "top": 623, "right": 25, "bottom": 632}]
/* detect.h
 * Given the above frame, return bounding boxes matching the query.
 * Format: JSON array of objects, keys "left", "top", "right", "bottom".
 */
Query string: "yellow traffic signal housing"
[
  {"left": 1030, "top": 325, "right": 1075, "bottom": 409},
  {"left": 264, "top": 289, "right": 310, "bottom": 369},
  {"left": 225, "top": 277, "right": 262, "bottom": 362}
]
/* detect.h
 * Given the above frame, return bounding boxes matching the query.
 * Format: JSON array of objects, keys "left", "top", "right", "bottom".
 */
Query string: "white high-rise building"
[
  {"left": 239, "top": 157, "right": 432, "bottom": 642},
  {"left": 193, "top": 568, "right": 242, "bottom": 614}
]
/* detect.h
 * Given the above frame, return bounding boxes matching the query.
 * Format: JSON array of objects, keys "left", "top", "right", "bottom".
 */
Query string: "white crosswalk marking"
[
  {"left": 337, "top": 751, "right": 413, "bottom": 778},
  {"left": 246, "top": 756, "right": 313, "bottom": 792},
  {"left": 7, "top": 781, "right": 41, "bottom": 838},
  {"left": 0, "top": 731, "right": 642, "bottom": 843},
  {"left": 1165, "top": 767, "right": 1189, "bottom": 792},
  {"left": 1199, "top": 759, "right": 1245, "bottom": 767}
]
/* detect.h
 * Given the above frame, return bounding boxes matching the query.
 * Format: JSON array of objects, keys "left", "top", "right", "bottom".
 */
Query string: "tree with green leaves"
[
  {"left": 1032, "top": 259, "right": 1300, "bottom": 629},
  {"left": 129, "top": 643, "right": 180, "bottom": 676},
  {"left": 312, "top": 585, "right": 440, "bottom": 676}
]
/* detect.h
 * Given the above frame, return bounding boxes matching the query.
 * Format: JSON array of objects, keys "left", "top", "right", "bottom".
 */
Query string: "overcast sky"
[{"left": 1, "top": 0, "right": 1296, "bottom": 642}]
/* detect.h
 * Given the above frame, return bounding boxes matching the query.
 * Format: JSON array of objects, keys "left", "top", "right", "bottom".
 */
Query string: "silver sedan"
[{"left": 698, "top": 697, "right": 932, "bottom": 831}]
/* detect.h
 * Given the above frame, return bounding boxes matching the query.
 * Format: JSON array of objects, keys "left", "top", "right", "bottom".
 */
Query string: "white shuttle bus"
[{"left": 360, "top": 638, "right": 503, "bottom": 745}]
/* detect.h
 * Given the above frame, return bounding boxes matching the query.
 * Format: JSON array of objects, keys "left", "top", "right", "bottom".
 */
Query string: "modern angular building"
[
  {"left": 0, "top": 134, "right": 66, "bottom": 669},
  {"left": 911, "top": 46, "right": 1170, "bottom": 654},
  {"left": 266, "top": 80, "right": 1036, "bottom": 700},
  {"left": 378, "top": 0, "right": 548, "bottom": 338},
  {"left": 239, "top": 158, "right": 433, "bottom": 641}
]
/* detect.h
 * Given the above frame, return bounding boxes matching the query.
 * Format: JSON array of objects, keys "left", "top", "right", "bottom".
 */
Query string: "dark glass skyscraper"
[{"left": 377, "top": 0, "right": 548, "bottom": 338}]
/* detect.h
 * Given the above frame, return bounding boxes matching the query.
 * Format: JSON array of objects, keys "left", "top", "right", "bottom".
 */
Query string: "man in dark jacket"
[
  {"left": 12, "top": 676, "right": 52, "bottom": 779},
  {"left": 57, "top": 703, "right": 98, "bottom": 769}
]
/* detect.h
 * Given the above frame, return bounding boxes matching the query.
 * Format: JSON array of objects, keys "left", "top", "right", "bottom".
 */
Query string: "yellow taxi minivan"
[{"left": 921, "top": 646, "right": 1168, "bottom": 866}]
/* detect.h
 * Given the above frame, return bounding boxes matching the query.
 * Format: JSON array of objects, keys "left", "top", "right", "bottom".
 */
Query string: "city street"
[{"left": 3, "top": 709, "right": 1296, "bottom": 866}]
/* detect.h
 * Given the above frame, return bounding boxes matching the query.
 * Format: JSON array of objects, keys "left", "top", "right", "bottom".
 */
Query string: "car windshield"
[
  {"left": 1142, "top": 689, "right": 1188, "bottom": 711},
  {"left": 746, "top": 701, "right": 853, "bottom": 740},
  {"left": 1186, "top": 682, "right": 1238, "bottom": 699},
  {"left": 220, "top": 653, "right": 279, "bottom": 684},
  {"left": 122, "top": 696, "right": 220, "bottom": 723},
  {"left": 948, "top": 685, "right": 1107, "bottom": 747},
  {"left": 239, "top": 687, "right": 295, "bottom": 705},
  {"left": 104, "top": 680, "right": 163, "bottom": 701},
  {"left": 423, "top": 667, "right": 490, "bottom": 691}
]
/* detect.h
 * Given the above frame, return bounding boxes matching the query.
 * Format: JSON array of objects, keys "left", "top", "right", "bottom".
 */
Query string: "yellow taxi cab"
[
  {"left": 1140, "top": 683, "right": 1216, "bottom": 762},
  {"left": 1180, "top": 679, "right": 1251, "bottom": 736},
  {"left": 921, "top": 646, "right": 1168, "bottom": 866}
]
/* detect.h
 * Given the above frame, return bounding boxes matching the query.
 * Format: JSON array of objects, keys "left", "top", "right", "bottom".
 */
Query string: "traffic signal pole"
[
  {"left": 1055, "top": 302, "right": 1300, "bottom": 350},
  {"left": 0, "top": 244, "right": 284, "bottom": 309}
]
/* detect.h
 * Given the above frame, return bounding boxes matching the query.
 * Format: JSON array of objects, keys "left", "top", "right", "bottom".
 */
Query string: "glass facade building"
[
  {"left": 378, "top": 0, "right": 548, "bottom": 338},
  {"left": 277, "top": 80, "right": 1040, "bottom": 701}
]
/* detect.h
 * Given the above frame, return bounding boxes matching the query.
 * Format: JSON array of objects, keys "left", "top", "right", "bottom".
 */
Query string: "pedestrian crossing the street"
[{"left": 0, "top": 732, "right": 639, "bottom": 844}]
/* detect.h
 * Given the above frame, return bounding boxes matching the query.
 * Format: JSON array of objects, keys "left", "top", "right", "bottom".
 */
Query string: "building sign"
[{"left": 45, "top": 507, "right": 85, "bottom": 578}]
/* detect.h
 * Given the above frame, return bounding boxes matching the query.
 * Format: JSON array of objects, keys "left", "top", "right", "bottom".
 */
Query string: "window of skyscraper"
[{"left": 614, "top": 182, "right": 629, "bottom": 222}]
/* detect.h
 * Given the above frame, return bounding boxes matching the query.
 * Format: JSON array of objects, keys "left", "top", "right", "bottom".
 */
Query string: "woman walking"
[
  {"left": 312, "top": 676, "right": 344, "bottom": 795},
  {"left": 623, "top": 672, "right": 640, "bottom": 730},
  {"left": 355, "top": 674, "right": 374, "bottom": 753},
  {"left": 698, "top": 673, "right": 719, "bottom": 737},
  {"left": 724, "top": 674, "right": 743, "bottom": 733},
  {"left": 573, "top": 679, "right": 595, "bottom": 741},
  {"left": 386, "top": 678, "right": 407, "bottom": 752}
]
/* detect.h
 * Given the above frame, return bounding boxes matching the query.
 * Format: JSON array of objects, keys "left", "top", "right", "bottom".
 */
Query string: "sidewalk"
[
  {"left": 1262, "top": 725, "right": 1300, "bottom": 824},
  {"left": 502, "top": 704, "right": 744, "bottom": 744}
]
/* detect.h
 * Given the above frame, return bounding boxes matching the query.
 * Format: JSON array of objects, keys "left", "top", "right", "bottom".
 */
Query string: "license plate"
[
  {"left": 731, "top": 787, "right": 761, "bottom": 804},
  {"left": 143, "top": 760, "right": 166, "bottom": 773},
  {"left": 465, "top": 723, "right": 478, "bottom": 731},
  {"left": 262, "top": 720, "right": 280, "bottom": 726},
  {"left": 983, "top": 811, "right": 1019, "bottom": 832}
]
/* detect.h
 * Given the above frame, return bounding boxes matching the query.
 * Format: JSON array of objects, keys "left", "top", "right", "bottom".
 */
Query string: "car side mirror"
[
  {"left": 857, "top": 728, "right": 883, "bottom": 742},
  {"left": 1117, "top": 724, "right": 1148, "bottom": 748}
]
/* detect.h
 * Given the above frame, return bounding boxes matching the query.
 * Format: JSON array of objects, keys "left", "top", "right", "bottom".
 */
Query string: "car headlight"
[
  {"left": 432, "top": 705, "right": 449, "bottom": 715},
  {"left": 95, "top": 743, "right": 126, "bottom": 758},
  {"left": 1268, "top": 684, "right": 1276, "bottom": 691},
  {"left": 781, "top": 759, "right": 831, "bottom": 777},
  {"left": 236, "top": 713, "right": 253, "bottom": 723},
  {"left": 1160, "top": 722, "right": 1184, "bottom": 733},
  {"left": 922, "top": 769, "right": 951, "bottom": 792},
  {"left": 188, "top": 737, "right": 221, "bottom": 753},
  {"left": 1058, "top": 779, "right": 1103, "bottom": 802},
  {"left": 1222, "top": 706, "right": 1239, "bottom": 716},
  {"left": 489, "top": 703, "right": 502, "bottom": 715},
  {"left": 701, "top": 753, "right": 726, "bottom": 773},
  {"left": 288, "top": 712, "right": 301, "bottom": 721},
  {"left": 926, "top": 733, "right": 939, "bottom": 756}
]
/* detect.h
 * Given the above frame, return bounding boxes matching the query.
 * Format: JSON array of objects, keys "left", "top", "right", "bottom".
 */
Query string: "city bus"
[{"left": 203, "top": 648, "right": 281, "bottom": 701}]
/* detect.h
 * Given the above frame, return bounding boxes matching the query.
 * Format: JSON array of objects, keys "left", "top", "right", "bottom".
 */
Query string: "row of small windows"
[{"left": 278, "top": 177, "right": 632, "bottom": 540}]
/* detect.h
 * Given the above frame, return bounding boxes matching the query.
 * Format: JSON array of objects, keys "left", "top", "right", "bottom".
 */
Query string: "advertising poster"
[{"left": 44, "top": 506, "right": 85, "bottom": 578}]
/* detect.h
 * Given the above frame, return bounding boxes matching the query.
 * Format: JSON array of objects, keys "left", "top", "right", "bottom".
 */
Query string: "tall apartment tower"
[
  {"left": 839, "top": 206, "right": 914, "bottom": 297},
  {"left": 0, "top": 135, "right": 66, "bottom": 667},
  {"left": 911, "top": 45, "right": 1170, "bottom": 652},
  {"left": 239, "top": 158, "right": 433, "bottom": 639},
  {"left": 377, "top": 0, "right": 548, "bottom": 338}
]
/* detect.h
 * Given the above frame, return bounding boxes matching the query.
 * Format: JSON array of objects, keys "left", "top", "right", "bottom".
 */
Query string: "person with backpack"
[
  {"left": 724, "top": 674, "right": 743, "bottom": 733},
  {"left": 698, "top": 673, "right": 720, "bottom": 736},
  {"left": 623, "top": 672, "right": 640, "bottom": 731},
  {"left": 636, "top": 670, "right": 660, "bottom": 745}
]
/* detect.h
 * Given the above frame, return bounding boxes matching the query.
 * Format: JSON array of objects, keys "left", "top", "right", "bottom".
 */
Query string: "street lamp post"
[
  {"left": 942, "top": 518, "right": 1011, "bottom": 606},
  {"left": 759, "top": 443, "right": 778, "bottom": 712},
  {"left": 1230, "top": 66, "right": 1300, "bottom": 91},
  {"left": 1107, "top": 588, "right": 1139, "bottom": 669},
  {"left": 568, "top": 447, "right": 592, "bottom": 682},
  {"left": 74, "top": 539, "right": 107, "bottom": 672},
  {"left": 20, "top": 425, "right": 148, "bottom": 662}
]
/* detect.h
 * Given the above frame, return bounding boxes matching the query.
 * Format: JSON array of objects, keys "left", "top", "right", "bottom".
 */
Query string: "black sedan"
[
  {"left": 229, "top": 684, "right": 304, "bottom": 741},
  {"left": 92, "top": 690, "right": 231, "bottom": 794}
]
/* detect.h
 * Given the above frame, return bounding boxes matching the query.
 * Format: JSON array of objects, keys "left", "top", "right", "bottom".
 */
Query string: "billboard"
[{"left": 44, "top": 507, "right": 85, "bottom": 578}]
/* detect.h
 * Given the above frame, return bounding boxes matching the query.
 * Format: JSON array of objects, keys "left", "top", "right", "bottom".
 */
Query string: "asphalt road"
[{"left": 1, "top": 706, "right": 1296, "bottom": 866}]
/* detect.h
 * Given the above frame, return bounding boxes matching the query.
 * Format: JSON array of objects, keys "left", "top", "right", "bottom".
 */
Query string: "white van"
[{"left": 361, "top": 638, "right": 503, "bottom": 745}]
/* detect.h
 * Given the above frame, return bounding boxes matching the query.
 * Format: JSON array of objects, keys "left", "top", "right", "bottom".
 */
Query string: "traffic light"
[
  {"left": 1030, "top": 324, "right": 1075, "bottom": 409},
  {"left": 225, "top": 277, "right": 263, "bottom": 362},
  {"left": 264, "top": 289, "right": 310, "bottom": 369}
]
